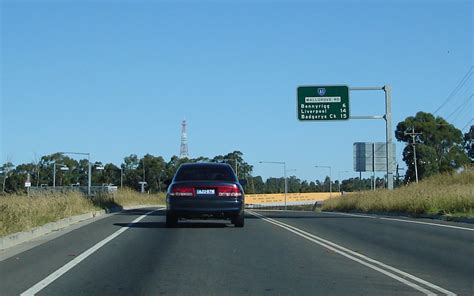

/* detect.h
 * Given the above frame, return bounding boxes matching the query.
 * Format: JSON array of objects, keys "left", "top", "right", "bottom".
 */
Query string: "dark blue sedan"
[{"left": 166, "top": 163, "right": 246, "bottom": 227}]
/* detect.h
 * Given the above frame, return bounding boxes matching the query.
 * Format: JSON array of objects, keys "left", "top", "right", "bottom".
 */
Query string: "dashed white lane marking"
[{"left": 21, "top": 208, "right": 163, "bottom": 296}]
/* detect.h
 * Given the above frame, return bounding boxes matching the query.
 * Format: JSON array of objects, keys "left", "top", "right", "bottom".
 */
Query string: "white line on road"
[
  {"left": 320, "top": 211, "right": 377, "bottom": 219},
  {"left": 325, "top": 211, "right": 474, "bottom": 231},
  {"left": 249, "top": 210, "right": 456, "bottom": 296},
  {"left": 379, "top": 217, "right": 474, "bottom": 231},
  {"left": 21, "top": 208, "right": 163, "bottom": 296}
]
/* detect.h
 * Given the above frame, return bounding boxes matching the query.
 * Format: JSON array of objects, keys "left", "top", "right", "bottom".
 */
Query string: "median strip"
[{"left": 249, "top": 210, "right": 456, "bottom": 296}]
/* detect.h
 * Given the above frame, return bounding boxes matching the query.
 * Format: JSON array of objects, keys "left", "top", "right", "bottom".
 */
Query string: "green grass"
[
  {"left": 0, "top": 189, "right": 165, "bottom": 237},
  {"left": 322, "top": 168, "right": 474, "bottom": 219}
]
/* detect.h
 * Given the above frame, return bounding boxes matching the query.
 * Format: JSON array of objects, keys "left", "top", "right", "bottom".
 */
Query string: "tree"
[
  {"left": 102, "top": 163, "right": 121, "bottom": 186},
  {"left": 464, "top": 125, "right": 474, "bottom": 163},
  {"left": 395, "top": 112, "right": 469, "bottom": 182},
  {"left": 309, "top": 181, "right": 318, "bottom": 192},
  {"left": 212, "top": 151, "right": 253, "bottom": 180},
  {"left": 287, "top": 176, "right": 301, "bottom": 193},
  {"left": 137, "top": 154, "right": 167, "bottom": 193},
  {"left": 265, "top": 177, "right": 284, "bottom": 193},
  {"left": 1, "top": 162, "right": 15, "bottom": 193},
  {"left": 122, "top": 154, "right": 142, "bottom": 190},
  {"left": 247, "top": 176, "right": 264, "bottom": 194}
]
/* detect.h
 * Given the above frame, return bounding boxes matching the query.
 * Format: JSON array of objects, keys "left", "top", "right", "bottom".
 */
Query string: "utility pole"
[
  {"left": 404, "top": 127, "right": 422, "bottom": 183},
  {"left": 179, "top": 119, "right": 189, "bottom": 158}
]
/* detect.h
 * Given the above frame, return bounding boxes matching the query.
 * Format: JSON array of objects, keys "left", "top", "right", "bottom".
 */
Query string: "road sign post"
[
  {"left": 297, "top": 85, "right": 394, "bottom": 190},
  {"left": 349, "top": 86, "right": 394, "bottom": 190}
]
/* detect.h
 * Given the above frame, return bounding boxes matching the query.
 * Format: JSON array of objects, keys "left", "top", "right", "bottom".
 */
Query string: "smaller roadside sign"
[
  {"left": 297, "top": 85, "right": 350, "bottom": 121},
  {"left": 25, "top": 182, "right": 31, "bottom": 187}
]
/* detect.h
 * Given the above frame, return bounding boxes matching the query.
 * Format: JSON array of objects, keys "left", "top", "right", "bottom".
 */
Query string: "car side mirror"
[{"left": 239, "top": 179, "right": 248, "bottom": 186}]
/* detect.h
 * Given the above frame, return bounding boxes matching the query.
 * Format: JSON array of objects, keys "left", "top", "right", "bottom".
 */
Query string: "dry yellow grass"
[
  {"left": 104, "top": 188, "right": 165, "bottom": 207},
  {"left": 0, "top": 189, "right": 165, "bottom": 237},
  {"left": 322, "top": 168, "right": 474, "bottom": 218}
]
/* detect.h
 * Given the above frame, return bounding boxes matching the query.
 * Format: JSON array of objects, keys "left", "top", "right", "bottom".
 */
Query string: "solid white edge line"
[
  {"left": 249, "top": 210, "right": 456, "bottom": 296},
  {"left": 20, "top": 208, "right": 163, "bottom": 296},
  {"left": 325, "top": 211, "right": 474, "bottom": 231},
  {"left": 321, "top": 212, "right": 377, "bottom": 219},
  {"left": 254, "top": 212, "right": 457, "bottom": 296},
  {"left": 379, "top": 217, "right": 474, "bottom": 231}
]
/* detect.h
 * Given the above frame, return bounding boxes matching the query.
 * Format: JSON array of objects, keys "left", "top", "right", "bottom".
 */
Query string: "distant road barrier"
[
  {"left": 245, "top": 192, "right": 339, "bottom": 207},
  {"left": 29, "top": 186, "right": 118, "bottom": 196}
]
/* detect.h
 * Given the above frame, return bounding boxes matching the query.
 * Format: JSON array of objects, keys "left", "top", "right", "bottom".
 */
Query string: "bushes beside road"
[
  {"left": 322, "top": 168, "right": 474, "bottom": 219},
  {"left": 0, "top": 189, "right": 165, "bottom": 237}
]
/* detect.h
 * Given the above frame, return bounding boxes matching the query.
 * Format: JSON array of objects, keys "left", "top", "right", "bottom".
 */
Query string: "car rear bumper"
[{"left": 167, "top": 197, "right": 244, "bottom": 218}]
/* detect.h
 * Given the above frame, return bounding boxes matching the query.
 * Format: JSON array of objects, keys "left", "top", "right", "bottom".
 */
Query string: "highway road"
[{"left": 1, "top": 208, "right": 473, "bottom": 295}]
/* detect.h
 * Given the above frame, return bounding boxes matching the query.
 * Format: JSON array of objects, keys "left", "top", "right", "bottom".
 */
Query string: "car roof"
[{"left": 179, "top": 162, "right": 231, "bottom": 168}]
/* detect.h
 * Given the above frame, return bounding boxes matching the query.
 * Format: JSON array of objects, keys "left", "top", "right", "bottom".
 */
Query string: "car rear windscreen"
[{"left": 174, "top": 165, "right": 236, "bottom": 182}]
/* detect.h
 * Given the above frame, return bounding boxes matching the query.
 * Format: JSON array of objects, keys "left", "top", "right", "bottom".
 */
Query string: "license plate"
[{"left": 196, "top": 189, "right": 215, "bottom": 195}]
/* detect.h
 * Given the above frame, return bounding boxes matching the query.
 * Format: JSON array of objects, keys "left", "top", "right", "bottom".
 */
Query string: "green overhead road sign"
[{"left": 297, "top": 85, "right": 350, "bottom": 121}]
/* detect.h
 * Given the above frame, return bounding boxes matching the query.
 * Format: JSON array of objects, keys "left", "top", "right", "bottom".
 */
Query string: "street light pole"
[
  {"left": 337, "top": 170, "right": 349, "bottom": 192},
  {"left": 53, "top": 163, "right": 68, "bottom": 188},
  {"left": 315, "top": 165, "right": 332, "bottom": 196},
  {"left": 60, "top": 152, "right": 91, "bottom": 195},
  {"left": 88, "top": 154, "right": 91, "bottom": 195},
  {"left": 158, "top": 169, "right": 163, "bottom": 192},
  {"left": 284, "top": 162, "right": 287, "bottom": 210},
  {"left": 259, "top": 161, "right": 287, "bottom": 210}
]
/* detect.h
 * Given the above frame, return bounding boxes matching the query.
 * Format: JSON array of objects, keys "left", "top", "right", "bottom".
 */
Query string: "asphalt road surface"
[{"left": 1, "top": 208, "right": 473, "bottom": 295}]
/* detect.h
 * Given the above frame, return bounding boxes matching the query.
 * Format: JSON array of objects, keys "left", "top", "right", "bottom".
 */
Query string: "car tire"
[
  {"left": 166, "top": 212, "right": 178, "bottom": 227},
  {"left": 233, "top": 212, "right": 244, "bottom": 228}
]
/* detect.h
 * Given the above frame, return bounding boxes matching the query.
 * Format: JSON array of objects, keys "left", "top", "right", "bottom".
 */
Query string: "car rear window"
[{"left": 174, "top": 165, "right": 236, "bottom": 182}]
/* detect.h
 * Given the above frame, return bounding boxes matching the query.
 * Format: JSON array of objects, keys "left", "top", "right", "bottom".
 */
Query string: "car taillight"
[
  {"left": 170, "top": 186, "right": 195, "bottom": 197},
  {"left": 217, "top": 185, "right": 242, "bottom": 197}
]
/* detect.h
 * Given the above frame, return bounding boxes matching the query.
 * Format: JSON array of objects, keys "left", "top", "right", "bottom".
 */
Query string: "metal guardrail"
[
  {"left": 29, "top": 186, "right": 118, "bottom": 196},
  {"left": 246, "top": 200, "right": 324, "bottom": 211}
]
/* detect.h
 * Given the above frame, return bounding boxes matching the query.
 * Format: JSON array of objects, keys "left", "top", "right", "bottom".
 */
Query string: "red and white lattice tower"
[{"left": 179, "top": 119, "right": 189, "bottom": 158}]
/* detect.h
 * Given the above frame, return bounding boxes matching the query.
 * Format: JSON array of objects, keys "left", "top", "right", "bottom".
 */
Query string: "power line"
[
  {"left": 433, "top": 66, "right": 473, "bottom": 114},
  {"left": 446, "top": 94, "right": 473, "bottom": 120},
  {"left": 453, "top": 98, "right": 473, "bottom": 121},
  {"left": 461, "top": 119, "right": 473, "bottom": 131}
]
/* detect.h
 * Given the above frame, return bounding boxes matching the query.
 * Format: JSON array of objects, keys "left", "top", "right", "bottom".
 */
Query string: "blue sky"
[{"left": 1, "top": 0, "right": 472, "bottom": 182}]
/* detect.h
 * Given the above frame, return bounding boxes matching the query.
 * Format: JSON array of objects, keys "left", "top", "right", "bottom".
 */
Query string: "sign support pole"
[
  {"left": 384, "top": 85, "right": 394, "bottom": 190},
  {"left": 349, "top": 86, "right": 394, "bottom": 190},
  {"left": 297, "top": 85, "right": 394, "bottom": 190}
]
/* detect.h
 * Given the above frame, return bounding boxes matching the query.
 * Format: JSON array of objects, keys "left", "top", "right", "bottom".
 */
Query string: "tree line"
[
  {"left": 1, "top": 112, "right": 472, "bottom": 194},
  {"left": 0, "top": 151, "right": 385, "bottom": 194}
]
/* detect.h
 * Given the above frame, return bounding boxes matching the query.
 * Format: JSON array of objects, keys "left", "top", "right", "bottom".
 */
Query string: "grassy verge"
[
  {"left": 0, "top": 189, "right": 165, "bottom": 237},
  {"left": 322, "top": 168, "right": 474, "bottom": 219}
]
